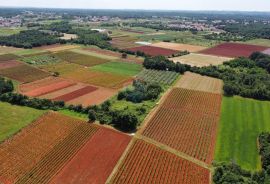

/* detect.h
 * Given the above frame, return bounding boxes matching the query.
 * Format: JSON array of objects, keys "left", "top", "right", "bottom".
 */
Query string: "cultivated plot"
[
  {"left": 200, "top": 42, "right": 268, "bottom": 58},
  {"left": 0, "top": 54, "right": 19, "bottom": 61},
  {"left": 38, "top": 44, "right": 80, "bottom": 52},
  {"left": 175, "top": 72, "right": 223, "bottom": 94},
  {"left": 136, "top": 69, "right": 179, "bottom": 85},
  {"left": 111, "top": 36, "right": 140, "bottom": 49},
  {"left": 127, "top": 45, "right": 179, "bottom": 57},
  {"left": 0, "top": 102, "right": 45, "bottom": 142},
  {"left": 51, "top": 128, "right": 131, "bottom": 184},
  {"left": 0, "top": 64, "right": 51, "bottom": 83},
  {"left": 91, "top": 61, "right": 142, "bottom": 76},
  {"left": 215, "top": 97, "right": 270, "bottom": 171},
  {"left": 0, "top": 60, "right": 23, "bottom": 70},
  {"left": 54, "top": 51, "right": 110, "bottom": 67},
  {"left": 109, "top": 139, "right": 210, "bottom": 184},
  {"left": 0, "top": 46, "right": 23, "bottom": 55},
  {"left": 151, "top": 42, "right": 206, "bottom": 52},
  {"left": 0, "top": 112, "right": 98, "bottom": 184},
  {"left": 142, "top": 88, "right": 222, "bottom": 164},
  {"left": 19, "top": 77, "right": 76, "bottom": 97},
  {"left": 170, "top": 53, "right": 231, "bottom": 67}
]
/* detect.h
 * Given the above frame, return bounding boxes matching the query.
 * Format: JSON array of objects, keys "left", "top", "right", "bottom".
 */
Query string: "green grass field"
[
  {"left": 59, "top": 109, "right": 88, "bottom": 121},
  {"left": 0, "top": 27, "right": 24, "bottom": 36},
  {"left": 91, "top": 61, "right": 142, "bottom": 76},
  {"left": 215, "top": 96, "right": 270, "bottom": 171},
  {"left": 242, "top": 39, "right": 270, "bottom": 47},
  {"left": 0, "top": 102, "right": 45, "bottom": 142}
]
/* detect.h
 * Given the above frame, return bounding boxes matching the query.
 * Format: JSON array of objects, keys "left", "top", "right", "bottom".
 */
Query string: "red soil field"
[
  {"left": 200, "top": 42, "right": 268, "bottom": 58},
  {"left": 142, "top": 88, "right": 222, "bottom": 164},
  {"left": 16, "top": 122, "right": 99, "bottom": 184},
  {"left": 110, "top": 139, "right": 210, "bottom": 184},
  {"left": 52, "top": 85, "right": 98, "bottom": 102},
  {"left": 127, "top": 45, "right": 179, "bottom": 57},
  {"left": 19, "top": 77, "right": 70, "bottom": 93},
  {"left": 67, "top": 87, "right": 118, "bottom": 107},
  {"left": 0, "top": 112, "right": 90, "bottom": 184},
  {"left": 0, "top": 60, "right": 23, "bottom": 70},
  {"left": 24, "top": 80, "right": 76, "bottom": 97},
  {"left": 50, "top": 128, "right": 131, "bottom": 184}
]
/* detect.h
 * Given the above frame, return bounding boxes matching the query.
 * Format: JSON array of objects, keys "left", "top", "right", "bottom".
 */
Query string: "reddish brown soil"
[
  {"left": 0, "top": 112, "right": 89, "bottom": 183},
  {"left": 200, "top": 42, "right": 268, "bottom": 58},
  {"left": 0, "top": 60, "right": 23, "bottom": 70},
  {"left": 127, "top": 46, "right": 179, "bottom": 57},
  {"left": 52, "top": 85, "right": 98, "bottom": 102},
  {"left": 66, "top": 87, "right": 118, "bottom": 107},
  {"left": 142, "top": 88, "right": 222, "bottom": 164},
  {"left": 24, "top": 80, "right": 76, "bottom": 97},
  {"left": 50, "top": 128, "right": 131, "bottom": 184},
  {"left": 111, "top": 139, "right": 210, "bottom": 184}
]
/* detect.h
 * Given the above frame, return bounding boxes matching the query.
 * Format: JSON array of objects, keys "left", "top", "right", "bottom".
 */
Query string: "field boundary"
[{"left": 105, "top": 138, "right": 137, "bottom": 184}]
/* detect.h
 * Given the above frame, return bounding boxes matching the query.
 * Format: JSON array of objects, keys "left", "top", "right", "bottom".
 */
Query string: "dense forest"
[
  {"left": 0, "top": 30, "right": 62, "bottom": 48},
  {"left": 223, "top": 23, "right": 270, "bottom": 39}
]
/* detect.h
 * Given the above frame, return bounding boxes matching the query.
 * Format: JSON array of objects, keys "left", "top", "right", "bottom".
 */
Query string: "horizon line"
[{"left": 0, "top": 6, "right": 270, "bottom": 13}]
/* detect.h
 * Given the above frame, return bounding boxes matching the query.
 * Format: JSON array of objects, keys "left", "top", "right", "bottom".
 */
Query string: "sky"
[{"left": 0, "top": 0, "right": 270, "bottom": 12}]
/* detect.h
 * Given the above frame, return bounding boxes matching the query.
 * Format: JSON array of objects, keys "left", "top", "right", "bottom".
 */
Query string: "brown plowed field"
[
  {"left": 127, "top": 46, "right": 179, "bottom": 57},
  {"left": 50, "top": 128, "right": 131, "bottom": 184},
  {"left": 175, "top": 72, "right": 223, "bottom": 94},
  {"left": 39, "top": 83, "right": 87, "bottom": 99},
  {"left": 52, "top": 85, "right": 98, "bottom": 102},
  {"left": 0, "top": 54, "right": 19, "bottom": 61},
  {"left": 23, "top": 80, "right": 76, "bottom": 97},
  {"left": 67, "top": 87, "right": 118, "bottom": 107},
  {"left": 200, "top": 42, "right": 268, "bottom": 58},
  {"left": 0, "top": 60, "right": 23, "bottom": 70},
  {"left": 142, "top": 88, "right": 222, "bottom": 164},
  {"left": 38, "top": 44, "right": 80, "bottom": 52},
  {"left": 110, "top": 139, "right": 210, "bottom": 184},
  {"left": 151, "top": 42, "right": 206, "bottom": 52},
  {"left": 19, "top": 77, "right": 71, "bottom": 93},
  {"left": 0, "top": 64, "right": 51, "bottom": 83},
  {"left": 0, "top": 112, "right": 90, "bottom": 183},
  {"left": 83, "top": 47, "right": 143, "bottom": 64},
  {"left": 170, "top": 53, "right": 231, "bottom": 67}
]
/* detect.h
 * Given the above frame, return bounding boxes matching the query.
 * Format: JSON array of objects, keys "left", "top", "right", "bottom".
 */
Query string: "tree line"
[{"left": 143, "top": 53, "right": 270, "bottom": 101}]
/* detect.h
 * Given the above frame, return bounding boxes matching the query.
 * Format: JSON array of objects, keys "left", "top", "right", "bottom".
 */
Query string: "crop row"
[
  {"left": 21, "top": 54, "right": 61, "bottom": 65},
  {"left": 136, "top": 69, "right": 179, "bottom": 85},
  {"left": 111, "top": 139, "right": 210, "bottom": 184},
  {"left": 0, "top": 112, "right": 91, "bottom": 183},
  {"left": 16, "top": 122, "right": 99, "bottom": 184},
  {"left": 142, "top": 88, "right": 222, "bottom": 164}
]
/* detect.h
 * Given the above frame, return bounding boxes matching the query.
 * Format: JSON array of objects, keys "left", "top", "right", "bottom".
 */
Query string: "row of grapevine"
[
  {"left": 110, "top": 140, "right": 210, "bottom": 184},
  {"left": 136, "top": 69, "right": 179, "bottom": 85}
]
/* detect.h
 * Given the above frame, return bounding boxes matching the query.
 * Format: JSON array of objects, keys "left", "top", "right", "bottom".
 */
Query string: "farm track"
[{"left": 15, "top": 122, "right": 99, "bottom": 184}]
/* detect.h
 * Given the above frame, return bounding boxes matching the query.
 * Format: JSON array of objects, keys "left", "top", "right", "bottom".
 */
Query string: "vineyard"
[
  {"left": 51, "top": 128, "right": 131, "bottom": 184},
  {"left": 175, "top": 72, "right": 223, "bottom": 94},
  {"left": 110, "top": 139, "right": 210, "bottom": 184},
  {"left": 136, "top": 69, "right": 179, "bottom": 85},
  {"left": 21, "top": 54, "right": 61, "bottom": 65},
  {"left": 0, "top": 64, "right": 51, "bottom": 83},
  {"left": 142, "top": 88, "right": 222, "bottom": 164},
  {"left": 0, "top": 112, "right": 97, "bottom": 183},
  {"left": 54, "top": 51, "right": 110, "bottom": 67}
]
